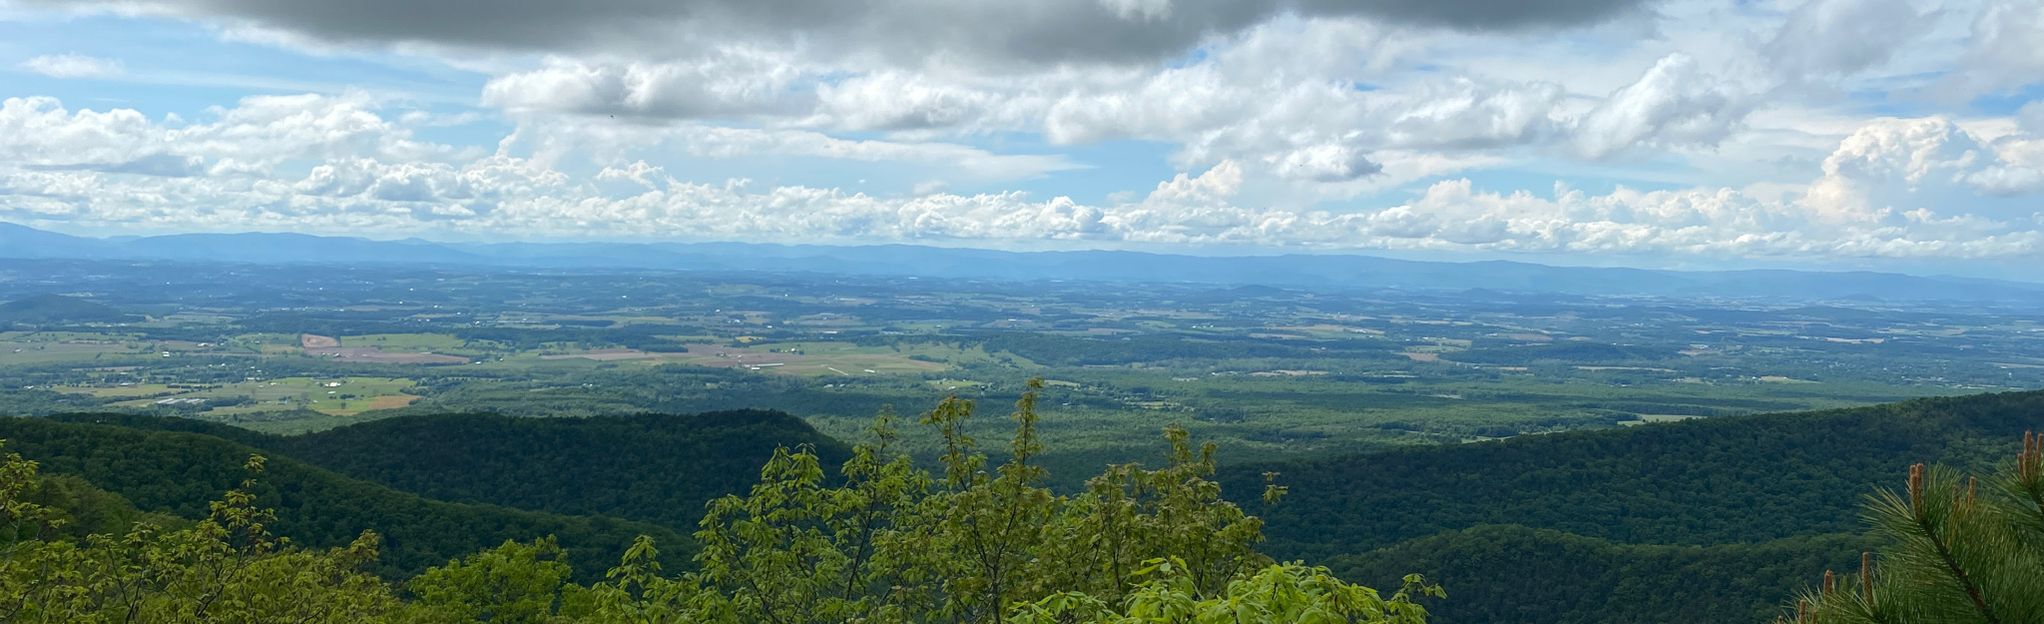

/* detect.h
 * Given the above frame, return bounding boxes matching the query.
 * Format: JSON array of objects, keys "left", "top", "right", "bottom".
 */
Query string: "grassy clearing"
[
  {"left": 0, "top": 333, "right": 143, "bottom": 365},
  {"left": 342, "top": 333, "right": 469, "bottom": 351},
  {"left": 111, "top": 376, "right": 420, "bottom": 417}
]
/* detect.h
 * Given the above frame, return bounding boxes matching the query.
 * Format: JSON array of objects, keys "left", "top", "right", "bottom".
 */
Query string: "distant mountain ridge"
[{"left": 4, "top": 221, "right": 2039, "bottom": 301}]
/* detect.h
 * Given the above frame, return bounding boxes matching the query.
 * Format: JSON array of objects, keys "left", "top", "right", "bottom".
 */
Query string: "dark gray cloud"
[{"left": 33, "top": 0, "right": 1652, "bottom": 66}]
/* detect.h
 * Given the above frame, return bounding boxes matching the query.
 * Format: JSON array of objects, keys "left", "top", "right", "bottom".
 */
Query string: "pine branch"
[{"left": 1907, "top": 464, "right": 2001, "bottom": 624}]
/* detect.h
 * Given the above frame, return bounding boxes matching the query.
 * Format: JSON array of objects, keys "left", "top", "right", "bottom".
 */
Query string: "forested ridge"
[
  {"left": 0, "top": 416, "right": 686, "bottom": 580},
  {"left": 5, "top": 388, "right": 2043, "bottom": 622},
  {"left": 4, "top": 382, "right": 1443, "bottom": 623},
  {"left": 1328, "top": 525, "right": 1871, "bottom": 623},
  {"left": 1227, "top": 390, "right": 2044, "bottom": 561},
  {"left": 55, "top": 409, "right": 853, "bottom": 529}
]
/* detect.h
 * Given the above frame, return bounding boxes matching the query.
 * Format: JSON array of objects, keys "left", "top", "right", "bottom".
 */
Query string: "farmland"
[{"left": 2, "top": 258, "right": 2041, "bottom": 474}]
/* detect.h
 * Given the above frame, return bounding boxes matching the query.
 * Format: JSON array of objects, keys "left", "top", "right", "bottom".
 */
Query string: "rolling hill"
[
  {"left": 14, "top": 391, "right": 2044, "bottom": 622},
  {"left": 1225, "top": 390, "right": 2044, "bottom": 561},
  {"left": 1327, "top": 525, "right": 1870, "bottom": 624},
  {"left": 0, "top": 293, "right": 140, "bottom": 325},
  {"left": 0, "top": 416, "right": 689, "bottom": 580},
  {"left": 1222, "top": 389, "right": 2044, "bottom": 623},
  {"left": 47, "top": 409, "right": 854, "bottom": 530}
]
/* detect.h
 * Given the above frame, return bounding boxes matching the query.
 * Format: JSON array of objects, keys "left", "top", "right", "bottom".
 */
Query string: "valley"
[
  {"left": 4, "top": 255, "right": 2042, "bottom": 622},
  {"left": 1, "top": 258, "right": 2038, "bottom": 470}
]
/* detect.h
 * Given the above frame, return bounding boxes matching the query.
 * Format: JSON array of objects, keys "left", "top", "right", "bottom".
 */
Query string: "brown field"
[
  {"left": 300, "top": 334, "right": 340, "bottom": 349},
  {"left": 364, "top": 394, "right": 420, "bottom": 410}
]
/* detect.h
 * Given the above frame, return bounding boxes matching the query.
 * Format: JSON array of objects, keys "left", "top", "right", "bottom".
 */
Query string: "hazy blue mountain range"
[{"left": 4, "top": 222, "right": 2038, "bottom": 302}]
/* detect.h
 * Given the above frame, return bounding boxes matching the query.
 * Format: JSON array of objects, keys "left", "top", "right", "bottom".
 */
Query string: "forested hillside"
[
  {"left": 9, "top": 389, "right": 2042, "bottom": 622},
  {"left": 273, "top": 410, "right": 851, "bottom": 528},
  {"left": 0, "top": 417, "right": 685, "bottom": 580},
  {"left": 1328, "top": 526, "right": 1869, "bottom": 623},
  {"left": 3, "top": 383, "right": 1440, "bottom": 623},
  {"left": 1228, "top": 390, "right": 2044, "bottom": 560},
  {"left": 1220, "top": 390, "right": 2044, "bottom": 622},
  {"left": 0, "top": 293, "right": 139, "bottom": 326},
  {"left": 58, "top": 410, "right": 853, "bottom": 529}
]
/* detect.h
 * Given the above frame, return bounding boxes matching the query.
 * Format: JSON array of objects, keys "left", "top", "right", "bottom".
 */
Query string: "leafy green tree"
[
  {"left": 1011, "top": 558, "right": 1440, "bottom": 624},
  {"left": 1, "top": 444, "right": 403, "bottom": 623},
  {"left": 3, "top": 379, "right": 1437, "bottom": 623},
  {"left": 574, "top": 378, "right": 1436, "bottom": 623},
  {"left": 1778, "top": 431, "right": 2044, "bottom": 623},
  {"left": 408, "top": 537, "right": 574, "bottom": 623}
]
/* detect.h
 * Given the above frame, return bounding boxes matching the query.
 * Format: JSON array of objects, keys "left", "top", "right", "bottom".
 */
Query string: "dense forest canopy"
[
  {"left": 0, "top": 416, "right": 686, "bottom": 580},
  {"left": 56, "top": 410, "right": 853, "bottom": 530},
  {"left": 1229, "top": 391, "right": 2044, "bottom": 561},
  {"left": 3, "top": 381, "right": 1443, "bottom": 622},
  {"left": 5, "top": 384, "right": 2043, "bottom": 622}
]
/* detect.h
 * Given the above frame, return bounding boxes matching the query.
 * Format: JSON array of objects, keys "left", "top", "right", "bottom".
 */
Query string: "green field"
[
  {"left": 3, "top": 260, "right": 2040, "bottom": 468},
  {"left": 109, "top": 376, "right": 419, "bottom": 418},
  {"left": 342, "top": 333, "right": 472, "bottom": 351},
  {"left": 0, "top": 332, "right": 145, "bottom": 365}
]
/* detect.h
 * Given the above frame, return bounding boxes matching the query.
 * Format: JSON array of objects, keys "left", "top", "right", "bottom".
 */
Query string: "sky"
[{"left": 1, "top": 0, "right": 2041, "bottom": 276}]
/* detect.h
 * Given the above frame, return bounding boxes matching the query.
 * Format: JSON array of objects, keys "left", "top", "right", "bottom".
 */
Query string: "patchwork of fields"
[{"left": 3, "top": 260, "right": 2041, "bottom": 466}]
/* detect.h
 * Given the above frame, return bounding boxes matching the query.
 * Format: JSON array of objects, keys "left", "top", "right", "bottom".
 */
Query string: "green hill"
[
  {"left": 0, "top": 416, "right": 687, "bottom": 580},
  {"left": 23, "top": 391, "right": 2044, "bottom": 623},
  {"left": 1229, "top": 391, "right": 2042, "bottom": 560},
  {"left": 1326, "top": 525, "right": 1870, "bottom": 624},
  {"left": 50, "top": 409, "right": 853, "bottom": 530},
  {"left": 1224, "top": 390, "right": 2044, "bottom": 623},
  {"left": 0, "top": 293, "right": 140, "bottom": 325}
]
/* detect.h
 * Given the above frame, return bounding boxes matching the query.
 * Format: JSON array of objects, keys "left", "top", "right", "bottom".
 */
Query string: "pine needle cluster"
[{"left": 1778, "top": 431, "right": 2044, "bottom": 623}]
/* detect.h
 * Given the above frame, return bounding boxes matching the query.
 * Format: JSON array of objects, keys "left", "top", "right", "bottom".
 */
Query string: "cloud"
[
  {"left": 811, "top": 72, "right": 1004, "bottom": 132},
  {"left": 481, "top": 54, "right": 812, "bottom": 119},
  {"left": 7, "top": 99, "right": 2041, "bottom": 264},
  {"left": 16, "top": 53, "right": 123, "bottom": 78},
  {"left": 1803, "top": 116, "right": 2044, "bottom": 218},
  {"left": 1569, "top": 53, "right": 1749, "bottom": 157},
  {"left": 1763, "top": 0, "right": 1935, "bottom": 79},
  {"left": 35, "top": 1, "right": 1750, "bottom": 204},
  {"left": 1099, "top": 0, "right": 1175, "bottom": 21},
  {"left": 1940, "top": 0, "right": 2044, "bottom": 97},
  {"left": 0, "top": 93, "right": 477, "bottom": 180},
  {"left": 0, "top": 97, "right": 161, "bottom": 165},
  {"left": 1269, "top": 145, "right": 1382, "bottom": 182},
  {"left": 502, "top": 115, "right": 1083, "bottom": 182},
  {"left": 2021, "top": 102, "right": 2044, "bottom": 134},
  {"left": 26, "top": 0, "right": 1655, "bottom": 69},
  {"left": 24, "top": 153, "right": 206, "bottom": 177},
  {"left": 1574, "top": 53, "right": 1750, "bottom": 158},
  {"left": 1380, "top": 77, "right": 1567, "bottom": 150}
]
